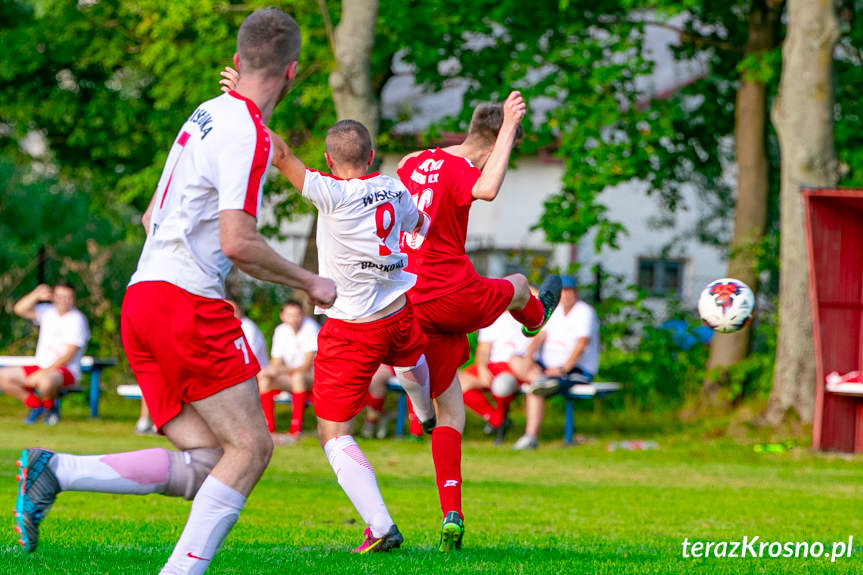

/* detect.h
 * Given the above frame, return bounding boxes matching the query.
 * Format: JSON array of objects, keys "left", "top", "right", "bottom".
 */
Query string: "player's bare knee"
[{"left": 164, "top": 447, "right": 223, "bottom": 500}]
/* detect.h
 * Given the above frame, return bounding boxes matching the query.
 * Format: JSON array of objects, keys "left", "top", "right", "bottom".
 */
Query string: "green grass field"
[{"left": 0, "top": 393, "right": 861, "bottom": 574}]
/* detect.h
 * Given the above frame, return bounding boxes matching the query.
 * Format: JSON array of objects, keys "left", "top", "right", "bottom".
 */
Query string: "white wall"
[{"left": 262, "top": 155, "right": 728, "bottom": 310}]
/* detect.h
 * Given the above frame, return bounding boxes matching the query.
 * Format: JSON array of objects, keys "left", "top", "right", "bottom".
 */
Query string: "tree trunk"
[
  {"left": 299, "top": 0, "right": 379, "bottom": 313},
  {"left": 328, "top": 0, "right": 380, "bottom": 140},
  {"left": 702, "top": 0, "right": 782, "bottom": 403},
  {"left": 765, "top": 0, "right": 840, "bottom": 424}
]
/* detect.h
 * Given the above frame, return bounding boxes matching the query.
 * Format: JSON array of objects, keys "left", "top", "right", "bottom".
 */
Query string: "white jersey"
[
  {"left": 302, "top": 170, "right": 419, "bottom": 320},
  {"left": 542, "top": 300, "right": 600, "bottom": 376},
  {"left": 271, "top": 317, "right": 319, "bottom": 369},
  {"left": 478, "top": 312, "right": 530, "bottom": 364},
  {"left": 130, "top": 91, "right": 272, "bottom": 299},
  {"left": 240, "top": 316, "right": 269, "bottom": 369},
  {"left": 34, "top": 303, "right": 90, "bottom": 382}
]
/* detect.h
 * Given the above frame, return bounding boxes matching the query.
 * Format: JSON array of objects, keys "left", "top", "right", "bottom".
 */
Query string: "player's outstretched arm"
[
  {"left": 220, "top": 210, "right": 336, "bottom": 308},
  {"left": 267, "top": 129, "right": 308, "bottom": 193},
  {"left": 471, "top": 90, "right": 526, "bottom": 202}
]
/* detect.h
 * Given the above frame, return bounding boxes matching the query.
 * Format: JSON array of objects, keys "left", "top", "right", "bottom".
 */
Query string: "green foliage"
[
  {"left": 594, "top": 284, "right": 708, "bottom": 409},
  {"left": 835, "top": 3, "right": 863, "bottom": 185}
]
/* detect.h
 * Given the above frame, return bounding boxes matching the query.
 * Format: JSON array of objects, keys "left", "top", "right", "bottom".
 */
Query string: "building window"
[{"left": 637, "top": 258, "right": 685, "bottom": 296}]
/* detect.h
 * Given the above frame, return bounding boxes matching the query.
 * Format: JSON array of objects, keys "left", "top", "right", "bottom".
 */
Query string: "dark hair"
[
  {"left": 54, "top": 280, "right": 75, "bottom": 292},
  {"left": 282, "top": 299, "right": 303, "bottom": 311},
  {"left": 237, "top": 8, "right": 301, "bottom": 76},
  {"left": 464, "top": 102, "right": 524, "bottom": 148},
  {"left": 325, "top": 120, "right": 372, "bottom": 167}
]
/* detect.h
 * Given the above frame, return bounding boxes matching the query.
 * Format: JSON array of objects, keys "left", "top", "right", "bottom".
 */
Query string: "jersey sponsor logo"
[
  {"left": 359, "top": 259, "right": 407, "bottom": 272},
  {"left": 361, "top": 189, "right": 404, "bottom": 207},
  {"left": 188, "top": 107, "right": 214, "bottom": 139}
]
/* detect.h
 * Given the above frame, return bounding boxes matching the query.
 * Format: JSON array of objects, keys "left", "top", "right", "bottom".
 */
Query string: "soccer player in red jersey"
[{"left": 396, "top": 91, "right": 562, "bottom": 551}]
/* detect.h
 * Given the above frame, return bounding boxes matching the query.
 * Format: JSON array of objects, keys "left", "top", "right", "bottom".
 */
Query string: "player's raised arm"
[
  {"left": 471, "top": 90, "right": 525, "bottom": 202},
  {"left": 267, "top": 128, "right": 308, "bottom": 193}
]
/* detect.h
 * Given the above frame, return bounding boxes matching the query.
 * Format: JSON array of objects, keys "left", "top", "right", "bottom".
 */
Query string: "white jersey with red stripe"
[
  {"left": 302, "top": 170, "right": 419, "bottom": 320},
  {"left": 130, "top": 90, "right": 272, "bottom": 299}
]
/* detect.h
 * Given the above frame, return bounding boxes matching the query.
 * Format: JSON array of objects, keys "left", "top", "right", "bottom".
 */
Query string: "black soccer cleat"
[
  {"left": 352, "top": 524, "right": 404, "bottom": 554},
  {"left": 522, "top": 275, "right": 562, "bottom": 337},
  {"left": 421, "top": 414, "right": 437, "bottom": 435}
]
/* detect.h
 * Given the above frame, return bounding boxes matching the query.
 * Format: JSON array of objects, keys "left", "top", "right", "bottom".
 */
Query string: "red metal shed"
[{"left": 804, "top": 187, "right": 863, "bottom": 452}]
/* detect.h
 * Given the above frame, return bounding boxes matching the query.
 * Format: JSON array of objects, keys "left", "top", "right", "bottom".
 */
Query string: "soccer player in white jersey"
[
  {"left": 265, "top": 119, "right": 437, "bottom": 553},
  {"left": 258, "top": 300, "right": 319, "bottom": 440},
  {"left": 0, "top": 281, "right": 90, "bottom": 426},
  {"left": 14, "top": 9, "right": 336, "bottom": 574}
]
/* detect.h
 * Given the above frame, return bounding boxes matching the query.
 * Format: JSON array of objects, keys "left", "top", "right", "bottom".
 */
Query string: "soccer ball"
[{"left": 697, "top": 278, "right": 755, "bottom": 333}]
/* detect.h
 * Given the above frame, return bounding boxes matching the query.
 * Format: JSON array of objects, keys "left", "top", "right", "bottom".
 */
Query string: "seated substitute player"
[
  {"left": 458, "top": 309, "right": 530, "bottom": 443},
  {"left": 396, "top": 91, "right": 562, "bottom": 550},
  {"left": 14, "top": 9, "right": 336, "bottom": 571},
  {"left": 258, "top": 300, "right": 319, "bottom": 441},
  {"left": 267, "top": 118, "right": 437, "bottom": 553},
  {"left": 0, "top": 282, "right": 90, "bottom": 426},
  {"left": 513, "top": 275, "right": 600, "bottom": 450}
]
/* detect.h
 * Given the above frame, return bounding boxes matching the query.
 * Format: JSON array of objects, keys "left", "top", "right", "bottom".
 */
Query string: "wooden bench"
[
  {"left": 562, "top": 381, "right": 622, "bottom": 445},
  {"left": 0, "top": 355, "right": 118, "bottom": 417}
]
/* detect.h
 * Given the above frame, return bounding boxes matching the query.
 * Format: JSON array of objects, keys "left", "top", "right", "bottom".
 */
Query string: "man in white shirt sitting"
[
  {"left": 0, "top": 282, "right": 90, "bottom": 426},
  {"left": 258, "top": 300, "right": 319, "bottom": 441},
  {"left": 513, "top": 276, "right": 600, "bottom": 450}
]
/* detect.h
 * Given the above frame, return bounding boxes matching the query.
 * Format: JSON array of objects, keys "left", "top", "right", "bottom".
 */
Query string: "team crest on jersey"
[{"left": 709, "top": 282, "right": 742, "bottom": 313}]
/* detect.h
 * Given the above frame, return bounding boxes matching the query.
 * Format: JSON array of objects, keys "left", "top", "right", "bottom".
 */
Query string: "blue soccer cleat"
[{"left": 14, "top": 448, "right": 61, "bottom": 552}]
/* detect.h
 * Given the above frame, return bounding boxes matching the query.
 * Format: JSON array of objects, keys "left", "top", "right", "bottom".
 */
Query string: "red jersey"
[{"left": 397, "top": 148, "right": 482, "bottom": 302}]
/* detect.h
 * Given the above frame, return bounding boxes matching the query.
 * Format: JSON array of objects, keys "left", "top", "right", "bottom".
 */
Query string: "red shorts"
[
  {"left": 313, "top": 301, "right": 426, "bottom": 422},
  {"left": 21, "top": 365, "right": 76, "bottom": 388},
  {"left": 411, "top": 277, "right": 514, "bottom": 397},
  {"left": 462, "top": 362, "right": 513, "bottom": 379},
  {"left": 121, "top": 281, "right": 260, "bottom": 429}
]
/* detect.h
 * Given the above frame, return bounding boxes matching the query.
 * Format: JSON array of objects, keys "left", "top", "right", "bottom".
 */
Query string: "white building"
[{"left": 265, "top": 21, "right": 728, "bottom": 309}]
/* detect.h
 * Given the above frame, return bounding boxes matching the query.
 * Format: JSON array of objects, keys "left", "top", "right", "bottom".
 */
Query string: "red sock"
[
  {"left": 365, "top": 392, "right": 386, "bottom": 421},
  {"left": 510, "top": 295, "right": 544, "bottom": 330},
  {"left": 432, "top": 426, "right": 463, "bottom": 519},
  {"left": 290, "top": 391, "right": 307, "bottom": 434},
  {"left": 491, "top": 393, "right": 515, "bottom": 428},
  {"left": 41, "top": 398, "right": 55, "bottom": 410},
  {"left": 260, "top": 390, "right": 278, "bottom": 433},
  {"left": 407, "top": 399, "right": 422, "bottom": 436},
  {"left": 24, "top": 393, "right": 41, "bottom": 409},
  {"left": 462, "top": 388, "right": 495, "bottom": 423}
]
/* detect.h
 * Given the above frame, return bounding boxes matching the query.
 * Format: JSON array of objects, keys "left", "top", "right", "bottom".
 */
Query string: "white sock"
[
  {"left": 394, "top": 355, "right": 435, "bottom": 423},
  {"left": 160, "top": 476, "right": 246, "bottom": 575},
  {"left": 324, "top": 435, "right": 393, "bottom": 537},
  {"left": 50, "top": 449, "right": 170, "bottom": 494}
]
